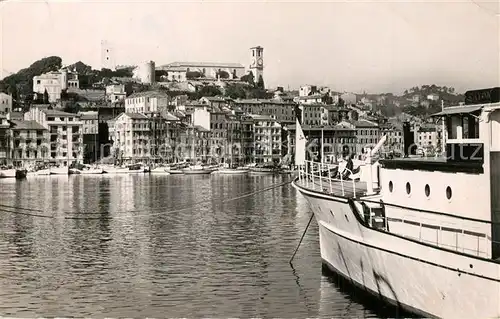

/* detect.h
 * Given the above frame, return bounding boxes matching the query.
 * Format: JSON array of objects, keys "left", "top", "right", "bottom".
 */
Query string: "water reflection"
[{"left": 0, "top": 175, "right": 386, "bottom": 317}]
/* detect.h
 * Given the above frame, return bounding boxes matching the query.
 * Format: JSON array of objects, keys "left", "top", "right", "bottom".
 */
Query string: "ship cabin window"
[
  {"left": 388, "top": 181, "right": 393, "bottom": 192},
  {"left": 446, "top": 113, "right": 480, "bottom": 140},
  {"left": 425, "top": 184, "right": 430, "bottom": 197},
  {"left": 446, "top": 186, "right": 452, "bottom": 200},
  {"left": 406, "top": 182, "right": 411, "bottom": 195}
]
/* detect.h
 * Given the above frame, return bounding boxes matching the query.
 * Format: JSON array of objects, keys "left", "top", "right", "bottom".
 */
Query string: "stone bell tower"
[{"left": 249, "top": 46, "right": 264, "bottom": 87}]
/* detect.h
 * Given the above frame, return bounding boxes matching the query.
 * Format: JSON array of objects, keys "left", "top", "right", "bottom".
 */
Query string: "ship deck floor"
[{"left": 295, "top": 177, "right": 368, "bottom": 198}]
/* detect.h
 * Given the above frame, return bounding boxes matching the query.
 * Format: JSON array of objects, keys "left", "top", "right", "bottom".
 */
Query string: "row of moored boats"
[{"left": 0, "top": 163, "right": 296, "bottom": 179}]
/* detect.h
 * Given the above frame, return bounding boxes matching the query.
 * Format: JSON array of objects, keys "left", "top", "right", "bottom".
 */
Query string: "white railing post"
[
  {"left": 319, "top": 162, "right": 323, "bottom": 191},
  {"left": 352, "top": 178, "right": 356, "bottom": 198},
  {"left": 340, "top": 169, "right": 345, "bottom": 196},
  {"left": 328, "top": 165, "right": 333, "bottom": 194},
  {"left": 477, "top": 236, "right": 480, "bottom": 256},
  {"left": 462, "top": 231, "right": 465, "bottom": 253}
]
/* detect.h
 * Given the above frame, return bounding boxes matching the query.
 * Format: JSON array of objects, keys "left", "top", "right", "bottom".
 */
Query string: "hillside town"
[{"left": 0, "top": 45, "right": 455, "bottom": 169}]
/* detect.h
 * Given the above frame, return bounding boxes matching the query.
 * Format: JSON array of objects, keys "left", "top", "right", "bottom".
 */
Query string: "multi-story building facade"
[
  {"left": 233, "top": 99, "right": 296, "bottom": 125},
  {"left": 25, "top": 106, "right": 83, "bottom": 165},
  {"left": 322, "top": 105, "right": 350, "bottom": 124},
  {"left": 300, "top": 104, "right": 324, "bottom": 126},
  {"left": 194, "top": 126, "right": 211, "bottom": 163},
  {"left": 110, "top": 113, "right": 150, "bottom": 164},
  {"left": 105, "top": 84, "right": 127, "bottom": 102},
  {"left": 33, "top": 68, "right": 80, "bottom": 102},
  {"left": 380, "top": 123, "right": 404, "bottom": 156},
  {"left": 79, "top": 111, "right": 99, "bottom": 163},
  {"left": 287, "top": 124, "right": 357, "bottom": 163},
  {"left": 250, "top": 114, "right": 282, "bottom": 164},
  {"left": 240, "top": 115, "right": 255, "bottom": 164},
  {"left": 225, "top": 113, "right": 242, "bottom": 166},
  {"left": 338, "top": 119, "right": 380, "bottom": 156},
  {"left": 8, "top": 120, "right": 48, "bottom": 167},
  {"left": 0, "top": 114, "right": 10, "bottom": 165},
  {"left": 124, "top": 91, "right": 169, "bottom": 114},
  {"left": 414, "top": 123, "right": 442, "bottom": 155},
  {"left": 0, "top": 93, "right": 13, "bottom": 114},
  {"left": 210, "top": 107, "right": 228, "bottom": 162}
]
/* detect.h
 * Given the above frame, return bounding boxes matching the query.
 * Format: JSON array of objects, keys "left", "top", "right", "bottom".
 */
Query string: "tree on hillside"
[
  {"left": 186, "top": 71, "right": 202, "bottom": 80},
  {"left": 216, "top": 70, "right": 230, "bottom": 79},
  {"left": 338, "top": 97, "right": 345, "bottom": 107},
  {"left": 225, "top": 84, "right": 247, "bottom": 99},
  {"left": 241, "top": 71, "right": 254, "bottom": 86},
  {"left": 43, "top": 89, "right": 49, "bottom": 104},
  {"left": 256, "top": 75, "right": 265, "bottom": 89}
]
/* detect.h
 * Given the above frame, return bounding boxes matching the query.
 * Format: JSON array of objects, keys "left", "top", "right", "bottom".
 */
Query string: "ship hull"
[{"left": 293, "top": 181, "right": 500, "bottom": 319}]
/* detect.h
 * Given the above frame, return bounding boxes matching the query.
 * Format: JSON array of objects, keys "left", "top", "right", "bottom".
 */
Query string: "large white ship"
[{"left": 292, "top": 87, "right": 500, "bottom": 318}]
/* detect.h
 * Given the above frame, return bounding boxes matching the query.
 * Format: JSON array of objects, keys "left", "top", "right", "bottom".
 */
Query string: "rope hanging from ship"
[{"left": 0, "top": 178, "right": 295, "bottom": 220}]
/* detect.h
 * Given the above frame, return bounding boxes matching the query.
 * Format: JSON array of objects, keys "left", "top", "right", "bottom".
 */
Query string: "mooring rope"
[{"left": 0, "top": 179, "right": 295, "bottom": 220}]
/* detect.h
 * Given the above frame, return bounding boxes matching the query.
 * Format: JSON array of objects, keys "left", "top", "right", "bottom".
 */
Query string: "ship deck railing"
[
  {"left": 361, "top": 214, "right": 497, "bottom": 259},
  {"left": 296, "top": 160, "right": 367, "bottom": 198}
]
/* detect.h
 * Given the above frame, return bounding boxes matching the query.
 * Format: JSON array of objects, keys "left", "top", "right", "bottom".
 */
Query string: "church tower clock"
[{"left": 249, "top": 46, "right": 264, "bottom": 87}]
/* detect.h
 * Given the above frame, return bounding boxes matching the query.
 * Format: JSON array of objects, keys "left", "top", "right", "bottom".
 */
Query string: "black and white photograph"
[{"left": 0, "top": 0, "right": 499, "bottom": 317}]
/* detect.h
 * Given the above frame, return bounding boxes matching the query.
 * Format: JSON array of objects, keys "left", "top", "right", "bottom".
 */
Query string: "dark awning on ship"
[{"left": 431, "top": 105, "right": 483, "bottom": 117}]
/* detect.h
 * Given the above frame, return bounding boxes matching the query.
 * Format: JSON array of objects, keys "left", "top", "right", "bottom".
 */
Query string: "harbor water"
[{"left": 0, "top": 174, "right": 404, "bottom": 317}]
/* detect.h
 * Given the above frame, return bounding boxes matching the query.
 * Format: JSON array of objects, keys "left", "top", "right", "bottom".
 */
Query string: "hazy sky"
[{"left": 1, "top": 0, "right": 499, "bottom": 94}]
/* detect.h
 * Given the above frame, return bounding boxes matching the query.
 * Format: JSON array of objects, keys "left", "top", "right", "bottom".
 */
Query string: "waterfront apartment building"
[
  {"left": 24, "top": 106, "right": 83, "bottom": 165},
  {"left": 0, "top": 114, "right": 9, "bottom": 165},
  {"left": 287, "top": 124, "right": 357, "bottom": 163},
  {"left": 125, "top": 91, "right": 169, "bottom": 114},
  {"left": 210, "top": 107, "right": 228, "bottom": 162},
  {"left": 8, "top": 120, "right": 48, "bottom": 167},
  {"left": 110, "top": 113, "right": 150, "bottom": 164},
  {"left": 249, "top": 114, "right": 282, "bottom": 164},
  {"left": 79, "top": 111, "right": 99, "bottom": 163}
]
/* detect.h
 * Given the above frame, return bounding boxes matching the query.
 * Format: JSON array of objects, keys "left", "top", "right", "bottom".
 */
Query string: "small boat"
[
  {"left": 0, "top": 168, "right": 17, "bottom": 178},
  {"left": 33, "top": 168, "right": 51, "bottom": 176},
  {"left": 101, "top": 166, "right": 132, "bottom": 174},
  {"left": 50, "top": 166, "right": 69, "bottom": 175},
  {"left": 150, "top": 166, "right": 171, "bottom": 174},
  {"left": 76, "top": 165, "right": 104, "bottom": 175},
  {"left": 165, "top": 162, "right": 189, "bottom": 175},
  {"left": 248, "top": 165, "right": 277, "bottom": 175},
  {"left": 182, "top": 165, "right": 214, "bottom": 175},
  {"left": 217, "top": 167, "right": 249, "bottom": 175}
]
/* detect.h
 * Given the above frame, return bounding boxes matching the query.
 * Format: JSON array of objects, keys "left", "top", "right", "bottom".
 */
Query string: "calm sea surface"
[{"left": 0, "top": 174, "right": 405, "bottom": 317}]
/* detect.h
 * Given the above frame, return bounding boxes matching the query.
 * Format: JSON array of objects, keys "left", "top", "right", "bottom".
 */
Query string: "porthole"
[
  {"left": 425, "top": 184, "right": 430, "bottom": 197},
  {"left": 406, "top": 182, "right": 411, "bottom": 195},
  {"left": 446, "top": 186, "right": 452, "bottom": 200},
  {"left": 388, "top": 181, "right": 393, "bottom": 192}
]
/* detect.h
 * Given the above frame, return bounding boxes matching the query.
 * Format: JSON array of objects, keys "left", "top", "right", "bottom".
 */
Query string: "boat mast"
[{"left": 441, "top": 99, "right": 446, "bottom": 155}]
